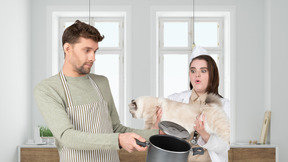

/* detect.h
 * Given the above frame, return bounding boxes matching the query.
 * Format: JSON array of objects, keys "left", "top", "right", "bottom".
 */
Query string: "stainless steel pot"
[{"left": 136, "top": 121, "right": 204, "bottom": 162}]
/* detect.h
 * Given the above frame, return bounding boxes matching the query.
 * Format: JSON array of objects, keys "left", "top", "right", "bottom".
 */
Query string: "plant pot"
[{"left": 41, "top": 137, "right": 55, "bottom": 145}]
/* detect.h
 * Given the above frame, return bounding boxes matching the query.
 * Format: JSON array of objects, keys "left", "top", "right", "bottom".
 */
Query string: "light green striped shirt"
[{"left": 34, "top": 73, "right": 157, "bottom": 151}]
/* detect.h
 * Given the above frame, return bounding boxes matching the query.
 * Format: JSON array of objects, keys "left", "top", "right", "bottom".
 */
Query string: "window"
[
  {"left": 151, "top": 9, "right": 233, "bottom": 143},
  {"left": 52, "top": 12, "right": 126, "bottom": 123},
  {"left": 158, "top": 14, "right": 227, "bottom": 98}
]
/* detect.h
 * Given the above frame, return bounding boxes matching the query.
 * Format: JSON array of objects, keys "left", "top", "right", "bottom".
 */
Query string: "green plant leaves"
[{"left": 39, "top": 125, "right": 53, "bottom": 137}]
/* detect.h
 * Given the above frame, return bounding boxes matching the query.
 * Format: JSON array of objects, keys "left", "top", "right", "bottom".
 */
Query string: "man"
[{"left": 34, "top": 20, "right": 159, "bottom": 162}]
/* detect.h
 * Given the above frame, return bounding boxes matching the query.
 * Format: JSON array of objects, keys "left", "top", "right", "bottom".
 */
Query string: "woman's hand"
[
  {"left": 194, "top": 114, "right": 210, "bottom": 143},
  {"left": 152, "top": 106, "right": 162, "bottom": 129}
]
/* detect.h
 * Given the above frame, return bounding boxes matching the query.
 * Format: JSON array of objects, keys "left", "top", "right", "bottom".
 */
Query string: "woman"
[{"left": 168, "top": 53, "right": 230, "bottom": 162}]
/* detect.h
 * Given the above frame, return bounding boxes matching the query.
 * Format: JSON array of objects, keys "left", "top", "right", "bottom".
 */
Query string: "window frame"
[
  {"left": 158, "top": 16, "right": 225, "bottom": 97},
  {"left": 51, "top": 11, "right": 127, "bottom": 124}
]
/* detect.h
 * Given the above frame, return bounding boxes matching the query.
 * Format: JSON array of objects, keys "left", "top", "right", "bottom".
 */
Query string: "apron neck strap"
[
  {"left": 59, "top": 71, "right": 74, "bottom": 108},
  {"left": 87, "top": 75, "right": 104, "bottom": 100},
  {"left": 59, "top": 71, "right": 105, "bottom": 107}
]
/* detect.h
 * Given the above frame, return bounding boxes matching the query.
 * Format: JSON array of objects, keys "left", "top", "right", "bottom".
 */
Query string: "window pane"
[
  {"left": 195, "top": 22, "right": 218, "bottom": 47},
  {"left": 209, "top": 54, "right": 219, "bottom": 67},
  {"left": 94, "top": 54, "right": 119, "bottom": 112},
  {"left": 94, "top": 22, "right": 119, "bottom": 47},
  {"left": 64, "top": 22, "right": 74, "bottom": 29},
  {"left": 164, "top": 22, "right": 188, "bottom": 47},
  {"left": 163, "top": 54, "right": 188, "bottom": 97}
]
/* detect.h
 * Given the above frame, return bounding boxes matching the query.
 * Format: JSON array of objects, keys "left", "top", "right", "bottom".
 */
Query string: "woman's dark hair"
[
  {"left": 189, "top": 55, "right": 222, "bottom": 98},
  {"left": 62, "top": 20, "right": 104, "bottom": 56}
]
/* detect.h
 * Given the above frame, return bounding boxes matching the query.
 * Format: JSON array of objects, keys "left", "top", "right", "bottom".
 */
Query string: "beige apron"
[
  {"left": 59, "top": 71, "right": 119, "bottom": 162},
  {"left": 187, "top": 132, "right": 211, "bottom": 162},
  {"left": 188, "top": 91, "right": 211, "bottom": 162}
]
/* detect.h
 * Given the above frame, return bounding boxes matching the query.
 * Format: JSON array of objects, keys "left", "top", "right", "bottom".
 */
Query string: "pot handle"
[
  {"left": 191, "top": 147, "right": 204, "bottom": 155},
  {"left": 136, "top": 139, "right": 148, "bottom": 147}
]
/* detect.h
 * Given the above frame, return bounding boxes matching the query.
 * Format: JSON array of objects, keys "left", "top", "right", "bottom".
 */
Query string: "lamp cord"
[
  {"left": 89, "top": 0, "right": 91, "bottom": 25},
  {"left": 192, "top": 0, "right": 195, "bottom": 47}
]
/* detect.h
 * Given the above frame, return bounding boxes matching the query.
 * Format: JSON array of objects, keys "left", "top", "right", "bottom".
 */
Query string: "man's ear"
[{"left": 63, "top": 43, "right": 71, "bottom": 56}]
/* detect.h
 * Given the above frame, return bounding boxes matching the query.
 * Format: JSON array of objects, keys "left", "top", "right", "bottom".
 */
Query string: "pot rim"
[
  {"left": 148, "top": 135, "right": 191, "bottom": 154},
  {"left": 149, "top": 141, "right": 190, "bottom": 154}
]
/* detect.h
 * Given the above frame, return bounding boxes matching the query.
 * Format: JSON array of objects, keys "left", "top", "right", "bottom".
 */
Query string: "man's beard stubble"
[{"left": 75, "top": 64, "right": 91, "bottom": 75}]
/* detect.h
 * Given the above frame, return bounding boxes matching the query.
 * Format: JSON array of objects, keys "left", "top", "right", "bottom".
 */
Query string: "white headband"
[{"left": 189, "top": 45, "right": 208, "bottom": 63}]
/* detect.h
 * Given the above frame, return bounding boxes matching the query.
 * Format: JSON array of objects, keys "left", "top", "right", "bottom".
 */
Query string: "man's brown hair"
[{"left": 62, "top": 20, "right": 104, "bottom": 56}]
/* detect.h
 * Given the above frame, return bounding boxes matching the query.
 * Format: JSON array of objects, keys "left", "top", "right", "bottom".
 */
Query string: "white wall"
[
  {"left": 270, "top": 0, "right": 288, "bottom": 161},
  {"left": 31, "top": 0, "right": 266, "bottom": 140},
  {"left": 0, "top": 0, "right": 31, "bottom": 161},
  {"left": 1, "top": 0, "right": 286, "bottom": 161},
  {"left": 28, "top": 0, "right": 287, "bottom": 161}
]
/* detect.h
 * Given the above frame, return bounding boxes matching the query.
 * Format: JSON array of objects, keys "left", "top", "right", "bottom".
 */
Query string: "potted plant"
[{"left": 39, "top": 125, "right": 55, "bottom": 145}]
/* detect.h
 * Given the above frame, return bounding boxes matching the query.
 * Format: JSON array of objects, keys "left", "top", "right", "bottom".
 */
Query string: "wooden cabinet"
[
  {"left": 18, "top": 146, "right": 145, "bottom": 162},
  {"left": 119, "top": 146, "right": 278, "bottom": 162},
  {"left": 228, "top": 144, "right": 278, "bottom": 162},
  {"left": 18, "top": 145, "right": 59, "bottom": 162},
  {"left": 18, "top": 144, "right": 278, "bottom": 162},
  {"left": 20, "top": 148, "right": 59, "bottom": 162},
  {"left": 228, "top": 147, "right": 276, "bottom": 162}
]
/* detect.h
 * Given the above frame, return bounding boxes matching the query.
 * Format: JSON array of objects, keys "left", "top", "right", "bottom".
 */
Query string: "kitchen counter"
[
  {"left": 18, "top": 144, "right": 56, "bottom": 148},
  {"left": 18, "top": 143, "right": 277, "bottom": 148},
  {"left": 18, "top": 143, "right": 278, "bottom": 162},
  {"left": 231, "top": 143, "right": 277, "bottom": 148}
]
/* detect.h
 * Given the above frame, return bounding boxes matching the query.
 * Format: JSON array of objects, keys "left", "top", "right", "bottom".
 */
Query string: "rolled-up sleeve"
[{"left": 197, "top": 133, "right": 230, "bottom": 154}]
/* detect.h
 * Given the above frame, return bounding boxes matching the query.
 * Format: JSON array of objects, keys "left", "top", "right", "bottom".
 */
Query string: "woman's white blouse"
[{"left": 168, "top": 90, "right": 230, "bottom": 162}]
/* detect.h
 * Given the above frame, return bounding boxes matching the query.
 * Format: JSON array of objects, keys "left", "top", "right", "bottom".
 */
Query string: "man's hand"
[{"left": 118, "top": 133, "right": 147, "bottom": 153}]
